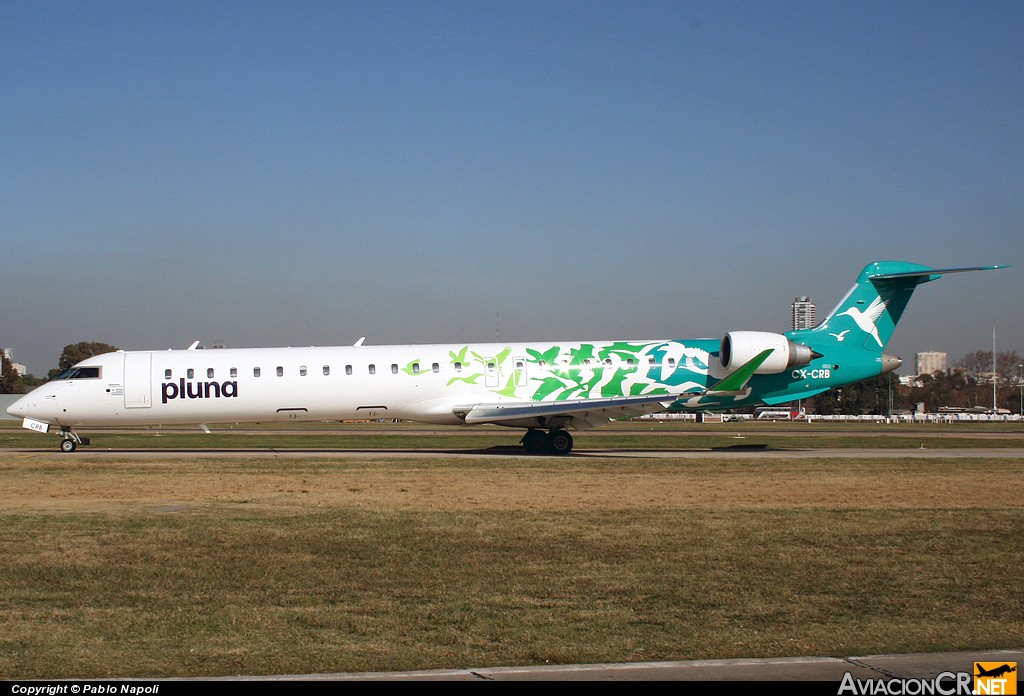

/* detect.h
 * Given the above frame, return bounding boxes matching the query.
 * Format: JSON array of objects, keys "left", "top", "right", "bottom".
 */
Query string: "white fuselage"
[
  {"left": 8, "top": 339, "right": 719, "bottom": 430},
  {"left": 7, "top": 261, "right": 1003, "bottom": 454}
]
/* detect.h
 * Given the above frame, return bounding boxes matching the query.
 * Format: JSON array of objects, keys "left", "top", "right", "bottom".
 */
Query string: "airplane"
[
  {"left": 6, "top": 260, "right": 1006, "bottom": 454},
  {"left": 974, "top": 663, "right": 1015, "bottom": 679},
  {"left": 975, "top": 664, "right": 1017, "bottom": 679}
]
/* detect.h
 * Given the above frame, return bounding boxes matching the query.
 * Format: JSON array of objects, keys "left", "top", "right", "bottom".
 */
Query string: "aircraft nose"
[
  {"left": 6, "top": 390, "right": 57, "bottom": 422},
  {"left": 6, "top": 395, "right": 28, "bottom": 418}
]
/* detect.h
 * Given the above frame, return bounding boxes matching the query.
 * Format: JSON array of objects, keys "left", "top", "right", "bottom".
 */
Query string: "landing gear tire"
[
  {"left": 546, "top": 429, "right": 574, "bottom": 455},
  {"left": 60, "top": 438, "right": 77, "bottom": 453},
  {"left": 522, "top": 429, "right": 547, "bottom": 454}
]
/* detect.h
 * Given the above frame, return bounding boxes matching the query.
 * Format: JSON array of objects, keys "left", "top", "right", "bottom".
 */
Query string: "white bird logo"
[
  {"left": 830, "top": 330, "right": 850, "bottom": 342},
  {"left": 838, "top": 296, "right": 890, "bottom": 347}
]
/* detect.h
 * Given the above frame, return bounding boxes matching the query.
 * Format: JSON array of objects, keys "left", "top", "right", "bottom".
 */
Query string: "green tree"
[
  {"left": 953, "top": 350, "right": 1022, "bottom": 412},
  {"left": 809, "top": 374, "right": 895, "bottom": 415},
  {"left": 1, "top": 351, "right": 20, "bottom": 394},
  {"left": 48, "top": 342, "right": 119, "bottom": 379},
  {"left": 907, "top": 372, "right": 950, "bottom": 412}
]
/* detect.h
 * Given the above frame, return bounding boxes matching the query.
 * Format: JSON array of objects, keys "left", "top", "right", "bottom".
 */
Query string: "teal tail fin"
[{"left": 788, "top": 261, "right": 1006, "bottom": 355}]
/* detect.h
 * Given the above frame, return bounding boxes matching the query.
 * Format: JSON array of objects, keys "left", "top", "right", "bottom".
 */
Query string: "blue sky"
[{"left": 3, "top": 1, "right": 1021, "bottom": 376}]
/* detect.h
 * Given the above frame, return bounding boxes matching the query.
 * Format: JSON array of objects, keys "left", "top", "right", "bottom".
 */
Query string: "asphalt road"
[
  {"left": 4, "top": 446, "right": 1024, "bottom": 459},
  {"left": 231, "top": 650, "right": 1024, "bottom": 681}
]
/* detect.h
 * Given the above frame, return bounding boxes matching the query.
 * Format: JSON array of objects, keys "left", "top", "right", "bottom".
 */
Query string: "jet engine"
[{"left": 720, "top": 331, "right": 817, "bottom": 374}]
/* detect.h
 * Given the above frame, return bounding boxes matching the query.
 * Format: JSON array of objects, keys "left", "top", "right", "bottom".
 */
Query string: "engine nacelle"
[{"left": 720, "top": 331, "right": 816, "bottom": 374}]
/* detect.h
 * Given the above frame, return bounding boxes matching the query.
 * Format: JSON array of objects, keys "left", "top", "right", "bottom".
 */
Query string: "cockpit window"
[{"left": 54, "top": 366, "right": 101, "bottom": 380}]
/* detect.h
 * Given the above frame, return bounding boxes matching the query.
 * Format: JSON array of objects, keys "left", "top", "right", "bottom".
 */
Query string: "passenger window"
[
  {"left": 187, "top": 368, "right": 195, "bottom": 379},
  {"left": 516, "top": 361, "right": 525, "bottom": 371},
  {"left": 626, "top": 358, "right": 635, "bottom": 367},
  {"left": 300, "top": 366, "right": 307, "bottom": 376},
  {"left": 454, "top": 362, "right": 462, "bottom": 372},
  {"left": 648, "top": 357, "right": 656, "bottom": 366},
  {"left": 487, "top": 362, "right": 496, "bottom": 373},
  {"left": 323, "top": 365, "right": 330, "bottom": 376},
  {"left": 369, "top": 364, "right": 376, "bottom": 375},
  {"left": 412, "top": 362, "right": 420, "bottom": 374},
  {"left": 254, "top": 367, "right": 261, "bottom": 377},
  {"left": 164, "top": 369, "right": 172, "bottom": 379},
  {"left": 345, "top": 365, "right": 353, "bottom": 375},
  {"left": 432, "top": 363, "right": 439, "bottom": 373},
  {"left": 667, "top": 358, "right": 676, "bottom": 369},
  {"left": 276, "top": 366, "right": 284, "bottom": 377},
  {"left": 604, "top": 359, "right": 612, "bottom": 367},
  {"left": 230, "top": 368, "right": 237, "bottom": 378},
  {"left": 207, "top": 368, "right": 215, "bottom": 379}
]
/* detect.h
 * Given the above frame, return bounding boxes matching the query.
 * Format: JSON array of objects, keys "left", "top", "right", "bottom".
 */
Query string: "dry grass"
[
  {"left": 0, "top": 451, "right": 1021, "bottom": 678},
  {"left": 0, "top": 455, "right": 1018, "bottom": 512}
]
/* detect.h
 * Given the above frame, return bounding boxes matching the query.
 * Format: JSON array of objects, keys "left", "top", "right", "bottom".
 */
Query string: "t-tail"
[
  {"left": 786, "top": 261, "right": 1007, "bottom": 385},
  {"left": 662, "top": 260, "right": 1005, "bottom": 412}
]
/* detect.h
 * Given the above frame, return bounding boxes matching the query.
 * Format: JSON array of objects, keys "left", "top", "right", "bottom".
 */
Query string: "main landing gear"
[
  {"left": 57, "top": 429, "right": 89, "bottom": 453},
  {"left": 521, "top": 428, "right": 574, "bottom": 455}
]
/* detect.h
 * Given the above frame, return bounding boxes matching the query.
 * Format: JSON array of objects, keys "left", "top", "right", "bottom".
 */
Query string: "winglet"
[{"left": 710, "top": 348, "right": 775, "bottom": 392}]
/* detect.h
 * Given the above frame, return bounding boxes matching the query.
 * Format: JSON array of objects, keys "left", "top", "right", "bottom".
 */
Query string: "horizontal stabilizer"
[{"left": 869, "top": 265, "right": 1008, "bottom": 281}]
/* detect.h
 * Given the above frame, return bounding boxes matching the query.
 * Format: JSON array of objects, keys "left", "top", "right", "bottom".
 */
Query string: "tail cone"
[{"left": 881, "top": 353, "right": 902, "bottom": 374}]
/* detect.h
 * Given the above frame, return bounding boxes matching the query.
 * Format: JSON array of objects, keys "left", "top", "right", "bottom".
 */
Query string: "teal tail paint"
[
  {"left": 759, "top": 261, "right": 1007, "bottom": 406},
  {"left": 680, "top": 261, "right": 1007, "bottom": 411}
]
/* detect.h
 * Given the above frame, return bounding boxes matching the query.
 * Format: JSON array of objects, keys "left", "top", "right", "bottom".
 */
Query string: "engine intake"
[{"left": 720, "top": 331, "right": 817, "bottom": 374}]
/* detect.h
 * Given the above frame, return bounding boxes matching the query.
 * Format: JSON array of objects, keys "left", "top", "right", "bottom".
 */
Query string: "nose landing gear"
[{"left": 57, "top": 429, "right": 89, "bottom": 453}]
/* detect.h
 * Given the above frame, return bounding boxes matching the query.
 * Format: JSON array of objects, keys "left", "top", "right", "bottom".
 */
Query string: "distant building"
[
  {"left": 1, "top": 348, "right": 26, "bottom": 377},
  {"left": 899, "top": 374, "right": 922, "bottom": 388},
  {"left": 915, "top": 351, "right": 947, "bottom": 376},
  {"left": 791, "top": 297, "right": 816, "bottom": 330}
]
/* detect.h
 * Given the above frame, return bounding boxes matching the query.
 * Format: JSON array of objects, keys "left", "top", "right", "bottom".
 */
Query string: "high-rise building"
[
  {"left": 1, "top": 348, "right": 26, "bottom": 377},
  {"left": 915, "top": 352, "right": 947, "bottom": 376},
  {"left": 791, "top": 297, "right": 816, "bottom": 330}
]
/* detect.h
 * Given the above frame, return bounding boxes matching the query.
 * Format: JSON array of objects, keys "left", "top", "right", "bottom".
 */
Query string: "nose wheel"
[{"left": 57, "top": 429, "right": 89, "bottom": 453}]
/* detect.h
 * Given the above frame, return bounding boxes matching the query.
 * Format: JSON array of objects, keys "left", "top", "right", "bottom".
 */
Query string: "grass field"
[{"left": 0, "top": 421, "right": 1021, "bottom": 678}]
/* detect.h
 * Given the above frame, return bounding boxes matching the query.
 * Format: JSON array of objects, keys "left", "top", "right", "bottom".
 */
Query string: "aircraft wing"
[{"left": 453, "top": 393, "right": 676, "bottom": 431}]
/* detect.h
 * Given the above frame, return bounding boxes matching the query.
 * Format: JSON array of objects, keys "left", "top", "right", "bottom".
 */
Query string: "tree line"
[{"left": 809, "top": 350, "right": 1024, "bottom": 415}]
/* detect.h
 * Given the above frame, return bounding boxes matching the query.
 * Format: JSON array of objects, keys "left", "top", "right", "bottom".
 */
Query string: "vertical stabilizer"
[{"left": 790, "top": 261, "right": 1005, "bottom": 354}]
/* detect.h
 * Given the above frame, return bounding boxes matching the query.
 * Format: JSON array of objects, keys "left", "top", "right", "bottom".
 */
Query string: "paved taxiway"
[
  {"left": 5, "top": 446, "right": 1024, "bottom": 459},
  {"left": 223, "top": 650, "right": 1024, "bottom": 681}
]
